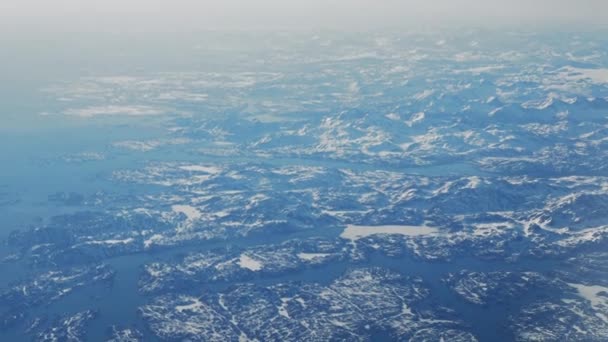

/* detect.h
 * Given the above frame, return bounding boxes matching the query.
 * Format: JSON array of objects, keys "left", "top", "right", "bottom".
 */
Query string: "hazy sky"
[{"left": 1, "top": 0, "right": 607, "bottom": 32}]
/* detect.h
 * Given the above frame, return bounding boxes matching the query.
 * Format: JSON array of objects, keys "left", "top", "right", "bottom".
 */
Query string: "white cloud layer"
[{"left": 1, "top": 0, "right": 607, "bottom": 31}]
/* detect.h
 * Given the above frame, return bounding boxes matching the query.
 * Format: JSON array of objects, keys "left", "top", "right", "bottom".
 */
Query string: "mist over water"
[
  {"left": 1, "top": 2, "right": 608, "bottom": 342},
  {"left": 1, "top": 0, "right": 607, "bottom": 32}
]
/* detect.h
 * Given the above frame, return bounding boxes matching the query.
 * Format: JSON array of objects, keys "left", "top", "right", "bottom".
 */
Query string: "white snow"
[
  {"left": 175, "top": 297, "right": 204, "bottom": 313},
  {"left": 85, "top": 238, "right": 134, "bottom": 245},
  {"left": 453, "top": 65, "right": 505, "bottom": 74},
  {"left": 113, "top": 140, "right": 162, "bottom": 152},
  {"left": 178, "top": 165, "right": 222, "bottom": 174},
  {"left": 569, "top": 283, "right": 608, "bottom": 307},
  {"left": 277, "top": 299, "right": 291, "bottom": 319},
  {"left": 385, "top": 112, "right": 401, "bottom": 121},
  {"left": 113, "top": 138, "right": 190, "bottom": 152},
  {"left": 340, "top": 224, "right": 439, "bottom": 241},
  {"left": 64, "top": 105, "right": 163, "bottom": 117},
  {"left": 569, "top": 283, "right": 608, "bottom": 323},
  {"left": 402, "top": 304, "right": 414, "bottom": 316},
  {"left": 471, "top": 222, "right": 515, "bottom": 237},
  {"left": 143, "top": 234, "right": 165, "bottom": 249},
  {"left": 464, "top": 176, "right": 488, "bottom": 189},
  {"left": 405, "top": 112, "right": 425, "bottom": 127},
  {"left": 348, "top": 81, "right": 360, "bottom": 94},
  {"left": 521, "top": 94, "right": 559, "bottom": 110},
  {"left": 297, "top": 253, "right": 330, "bottom": 261},
  {"left": 321, "top": 209, "right": 372, "bottom": 219},
  {"left": 238, "top": 254, "right": 263, "bottom": 271},
  {"left": 145, "top": 263, "right": 172, "bottom": 278},
  {"left": 558, "top": 66, "right": 608, "bottom": 84},
  {"left": 413, "top": 90, "right": 434, "bottom": 101},
  {"left": 239, "top": 333, "right": 257, "bottom": 342},
  {"left": 172, "top": 205, "right": 202, "bottom": 221},
  {"left": 295, "top": 298, "right": 307, "bottom": 308}
]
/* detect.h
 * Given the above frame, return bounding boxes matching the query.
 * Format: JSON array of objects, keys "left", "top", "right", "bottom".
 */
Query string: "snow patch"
[
  {"left": 340, "top": 224, "right": 439, "bottom": 241},
  {"left": 172, "top": 205, "right": 202, "bottom": 221},
  {"left": 405, "top": 112, "right": 425, "bottom": 127},
  {"left": 178, "top": 165, "right": 222, "bottom": 174},
  {"left": 65, "top": 105, "right": 163, "bottom": 118},
  {"left": 297, "top": 253, "right": 330, "bottom": 261},
  {"left": 385, "top": 112, "right": 401, "bottom": 121},
  {"left": 238, "top": 254, "right": 263, "bottom": 271},
  {"left": 175, "top": 297, "right": 204, "bottom": 313},
  {"left": 558, "top": 66, "right": 608, "bottom": 84},
  {"left": 85, "top": 238, "right": 134, "bottom": 246},
  {"left": 569, "top": 283, "right": 608, "bottom": 323}
]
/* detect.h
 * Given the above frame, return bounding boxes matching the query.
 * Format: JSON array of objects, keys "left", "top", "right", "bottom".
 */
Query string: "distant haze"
[{"left": 1, "top": 0, "right": 607, "bottom": 32}]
